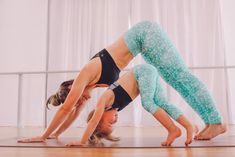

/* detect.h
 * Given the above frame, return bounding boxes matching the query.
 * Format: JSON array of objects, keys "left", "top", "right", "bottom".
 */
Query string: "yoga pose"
[
  {"left": 19, "top": 67, "right": 193, "bottom": 146},
  {"left": 67, "top": 64, "right": 197, "bottom": 146},
  {"left": 18, "top": 21, "right": 225, "bottom": 143},
  {"left": 19, "top": 64, "right": 196, "bottom": 146}
]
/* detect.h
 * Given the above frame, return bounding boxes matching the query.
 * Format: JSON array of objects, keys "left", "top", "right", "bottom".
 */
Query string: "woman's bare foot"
[
  {"left": 185, "top": 125, "right": 199, "bottom": 146},
  {"left": 196, "top": 124, "right": 226, "bottom": 140},
  {"left": 194, "top": 124, "right": 209, "bottom": 140},
  {"left": 161, "top": 126, "right": 181, "bottom": 146}
]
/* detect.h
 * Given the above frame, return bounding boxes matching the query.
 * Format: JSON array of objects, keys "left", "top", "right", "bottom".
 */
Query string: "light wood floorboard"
[{"left": 0, "top": 125, "right": 234, "bottom": 157}]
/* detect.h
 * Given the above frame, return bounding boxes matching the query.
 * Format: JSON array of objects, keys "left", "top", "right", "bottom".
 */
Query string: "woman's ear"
[{"left": 104, "top": 134, "right": 120, "bottom": 141}]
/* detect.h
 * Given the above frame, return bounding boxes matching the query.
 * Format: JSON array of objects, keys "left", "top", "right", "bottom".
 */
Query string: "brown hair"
[
  {"left": 87, "top": 110, "right": 120, "bottom": 145},
  {"left": 46, "top": 79, "right": 74, "bottom": 109}
]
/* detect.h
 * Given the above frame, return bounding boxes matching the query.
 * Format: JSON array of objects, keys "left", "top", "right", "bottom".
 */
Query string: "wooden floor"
[{"left": 0, "top": 125, "right": 235, "bottom": 157}]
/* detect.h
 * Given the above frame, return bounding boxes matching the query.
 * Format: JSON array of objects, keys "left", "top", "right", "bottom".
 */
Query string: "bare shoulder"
[
  {"left": 97, "top": 89, "right": 115, "bottom": 108},
  {"left": 118, "top": 70, "right": 135, "bottom": 85},
  {"left": 117, "top": 70, "right": 139, "bottom": 99},
  {"left": 79, "top": 58, "right": 102, "bottom": 85}
]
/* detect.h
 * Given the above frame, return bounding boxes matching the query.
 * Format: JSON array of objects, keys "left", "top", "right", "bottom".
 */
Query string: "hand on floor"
[
  {"left": 17, "top": 136, "right": 45, "bottom": 143},
  {"left": 47, "top": 133, "right": 59, "bottom": 139},
  {"left": 66, "top": 140, "right": 85, "bottom": 147}
]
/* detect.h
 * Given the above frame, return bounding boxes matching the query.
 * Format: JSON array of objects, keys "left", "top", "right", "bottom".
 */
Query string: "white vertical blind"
[
  {"left": 0, "top": 0, "right": 234, "bottom": 127},
  {"left": 0, "top": 0, "right": 48, "bottom": 126}
]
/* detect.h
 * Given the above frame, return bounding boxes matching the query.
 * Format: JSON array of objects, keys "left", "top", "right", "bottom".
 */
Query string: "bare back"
[
  {"left": 116, "top": 70, "right": 139, "bottom": 100},
  {"left": 106, "top": 37, "right": 134, "bottom": 69}
]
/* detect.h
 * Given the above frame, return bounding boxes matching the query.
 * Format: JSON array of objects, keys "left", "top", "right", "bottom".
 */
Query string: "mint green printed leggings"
[
  {"left": 134, "top": 64, "right": 183, "bottom": 120},
  {"left": 124, "top": 21, "right": 222, "bottom": 124}
]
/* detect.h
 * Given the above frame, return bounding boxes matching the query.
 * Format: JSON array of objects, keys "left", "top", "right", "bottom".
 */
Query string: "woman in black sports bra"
[
  {"left": 66, "top": 64, "right": 197, "bottom": 147},
  {"left": 18, "top": 21, "right": 224, "bottom": 143},
  {"left": 90, "top": 49, "right": 120, "bottom": 85},
  {"left": 18, "top": 42, "right": 131, "bottom": 143}
]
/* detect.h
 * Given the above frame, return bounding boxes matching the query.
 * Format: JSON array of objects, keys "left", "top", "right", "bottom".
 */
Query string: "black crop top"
[
  {"left": 105, "top": 82, "right": 132, "bottom": 112},
  {"left": 90, "top": 49, "right": 120, "bottom": 85}
]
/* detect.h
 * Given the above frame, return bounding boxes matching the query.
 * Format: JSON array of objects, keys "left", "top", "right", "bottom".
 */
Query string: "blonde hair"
[
  {"left": 87, "top": 110, "right": 120, "bottom": 145},
  {"left": 46, "top": 80, "right": 74, "bottom": 109}
]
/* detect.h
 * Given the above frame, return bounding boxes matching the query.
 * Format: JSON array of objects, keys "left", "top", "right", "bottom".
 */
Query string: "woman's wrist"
[
  {"left": 80, "top": 139, "right": 87, "bottom": 144},
  {"left": 53, "top": 131, "right": 61, "bottom": 137},
  {"left": 41, "top": 134, "right": 48, "bottom": 140}
]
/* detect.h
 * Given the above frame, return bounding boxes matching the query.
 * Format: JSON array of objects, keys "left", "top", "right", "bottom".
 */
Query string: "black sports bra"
[
  {"left": 105, "top": 82, "right": 132, "bottom": 112},
  {"left": 90, "top": 49, "right": 120, "bottom": 85}
]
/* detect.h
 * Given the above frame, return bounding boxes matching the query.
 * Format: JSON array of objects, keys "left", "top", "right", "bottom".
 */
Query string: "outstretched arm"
[
  {"left": 66, "top": 92, "right": 112, "bottom": 146},
  {"left": 41, "top": 68, "right": 93, "bottom": 140},
  {"left": 18, "top": 67, "right": 94, "bottom": 143},
  {"left": 80, "top": 103, "right": 105, "bottom": 144},
  {"left": 48, "top": 100, "right": 87, "bottom": 139}
]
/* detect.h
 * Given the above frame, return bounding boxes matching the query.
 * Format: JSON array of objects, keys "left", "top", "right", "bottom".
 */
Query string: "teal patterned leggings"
[
  {"left": 134, "top": 64, "right": 183, "bottom": 120},
  {"left": 124, "top": 21, "right": 222, "bottom": 124}
]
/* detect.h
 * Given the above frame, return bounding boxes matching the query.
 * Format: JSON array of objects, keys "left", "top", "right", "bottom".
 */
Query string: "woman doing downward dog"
[
  {"left": 67, "top": 64, "right": 197, "bottom": 146},
  {"left": 18, "top": 21, "right": 225, "bottom": 144}
]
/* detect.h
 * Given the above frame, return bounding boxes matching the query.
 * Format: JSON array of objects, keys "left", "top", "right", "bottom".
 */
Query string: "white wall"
[
  {"left": 220, "top": 0, "right": 235, "bottom": 123},
  {"left": 0, "top": 0, "right": 234, "bottom": 127},
  {"left": 0, "top": 0, "right": 48, "bottom": 126}
]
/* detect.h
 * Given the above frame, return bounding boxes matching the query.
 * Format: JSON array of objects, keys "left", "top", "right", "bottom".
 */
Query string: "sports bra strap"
[{"left": 108, "top": 82, "right": 120, "bottom": 90}]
